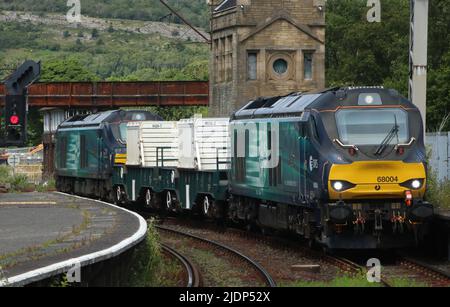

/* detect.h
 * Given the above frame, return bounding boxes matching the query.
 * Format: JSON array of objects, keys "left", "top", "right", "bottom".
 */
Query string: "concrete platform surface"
[{"left": 0, "top": 192, "right": 147, "bottom": 286}]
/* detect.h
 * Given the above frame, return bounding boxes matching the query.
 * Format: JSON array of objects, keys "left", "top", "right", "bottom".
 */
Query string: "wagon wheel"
[
  {"left": 144, "top": 188, "right": 153, "bottom": 208},
  {"left": 203, "top": 195, "right": 215, "bottom": 218},
  {"left": 166, "top": 191, "right": 174, "bottom": 211},
  {"left": 114, "top": 185, "right": 123, "bottom": 205}
]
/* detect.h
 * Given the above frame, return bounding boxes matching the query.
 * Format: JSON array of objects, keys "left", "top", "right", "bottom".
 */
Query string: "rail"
[
  {"left": 160, "top": 243, "right": 201, "bottom": 287},
  {"left": 156, "top": 225, "right": 277, "bottom": 287}
]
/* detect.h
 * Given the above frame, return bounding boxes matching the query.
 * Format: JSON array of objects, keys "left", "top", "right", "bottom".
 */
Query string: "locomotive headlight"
[
  {"left": 331, "top": 180, "right": 356, "bottom": 192},
  {"left": 411, "top": 179, "right": 422, "bottom": 189},
  {"left": 400, "top": 179, "right": 424, "bottom": 190},
  {"left": 365, "top": 95, "right": 374, "bottom": 104},
  {"left": 333, "top": 181, "right": 344, "bottom": 191}
]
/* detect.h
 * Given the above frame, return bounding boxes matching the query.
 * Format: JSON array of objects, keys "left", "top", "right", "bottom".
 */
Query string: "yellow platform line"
[{"left": 0, "top": 201, "right": 58, "bottom": 205}]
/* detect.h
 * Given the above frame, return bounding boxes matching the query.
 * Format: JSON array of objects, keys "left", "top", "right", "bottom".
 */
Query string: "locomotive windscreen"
[{"left": 335, "top": 108, "right": 409, "bottom": 146}]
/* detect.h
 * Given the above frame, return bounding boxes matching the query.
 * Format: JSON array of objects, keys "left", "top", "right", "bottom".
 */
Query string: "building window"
[
  {"left": 267, "top": 53, "right": 294, "bottom": 81},
  {"left": 273, "top": 58, "right": 288, "bottom": 75},
  {"left": 247, "top": 52, "right": 257, "bottom": 80},
  {"left": 304, "top": 52, "right": 313, "bottom": 80}
]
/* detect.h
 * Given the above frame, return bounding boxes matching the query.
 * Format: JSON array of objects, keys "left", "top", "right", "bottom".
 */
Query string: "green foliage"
[
  {"left": 2, "top": 0, "right": 450, "bottom": 135},
  {"left": 285, "top": 273, "right": 381, "bottom": 287},
  {"left": 0, "top": 165, "right": 11, "bottom": 183},
  {"left": 326, "top": 0, "right": 409, "bottom": 87},
  {"left": 36, "top": 179, "right": 56, "bottom": 193},
  {"left": 425, "top": 168, "right": 450, "bottom": 209},
  {"left": 0, "top": 0, "right": 210, "bottom": 28},
  {"left": 326, "top": 0, "right": 450, "bottom": 131},
  {"left": 91, "top": 29, "right": 99, "bottom": 39},
  {"left": 124, "top": 219, "right": 163, "bottom": 286},
  {"left": 40, "top": 57, "right": 100, "bottom": 82},
  {"left": 0, "top": 166, "right": 34, "bottom": 192},
  {"left": 27, "top": 108, "right": 43, "bottom": 146}
]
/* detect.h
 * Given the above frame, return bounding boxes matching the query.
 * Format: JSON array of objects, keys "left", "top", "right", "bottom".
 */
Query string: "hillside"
[
  {"left": 0, "top": 10, "right": 210, "bottom": 81},
  {"left": 0, "top": 0, "right": 210, "bottom": 28},
  {"left": 1, "top": 0, "right": 450, "bottom": 134}
]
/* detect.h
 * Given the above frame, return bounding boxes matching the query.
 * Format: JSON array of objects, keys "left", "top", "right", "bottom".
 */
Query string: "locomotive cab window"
[
  {"left": 111, "top": 123, "right": 128, "bottom": 144},
  {"left": 335, "top": 108, "right": 408, "bottom": 146}
]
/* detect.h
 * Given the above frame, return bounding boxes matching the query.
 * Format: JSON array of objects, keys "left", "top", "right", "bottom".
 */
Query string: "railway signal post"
[{"left": 2, "top": 60, "right": 40, "bottom": 147}]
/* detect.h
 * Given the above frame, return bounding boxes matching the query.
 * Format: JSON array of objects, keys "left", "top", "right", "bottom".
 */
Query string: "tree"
[{"left": 40, "top": 57, "right": 100, "bottom": 82}]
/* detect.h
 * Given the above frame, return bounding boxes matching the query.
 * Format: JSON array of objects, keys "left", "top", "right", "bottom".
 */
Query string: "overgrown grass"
[
  {"left": 284, "top": 273, "right": 426, "bottom": 287},
  {"left": 0, "top": 165, "right": 56, "bottom": 193},
  {"left": 0, "top": 165, "right": 35, "bottom": 192},
  {"left": 123, "top": 219, "right": 163, "bottom": 286},
  {"left": 284, "top": 273, "right": 382, "bottom": 287},
  {"left": 36, "top": 179, "right": 56, "bottom": 192},
  {"left": 387, "top": 278, "right": 426, "bottom": 287},
  {"left": 425, "top": 169, "right": 450, "bottom": 209}
]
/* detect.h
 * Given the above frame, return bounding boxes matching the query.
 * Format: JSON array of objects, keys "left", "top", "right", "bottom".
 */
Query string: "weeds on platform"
[
  {"left": 123, "top": 218, "right": 163, "bottom": 286},
  {"left": 36, "top": 179, "right": 56, "bottom": 192},
  {"left": 0, "top": 165, "right": 55, "bottom": 193}
]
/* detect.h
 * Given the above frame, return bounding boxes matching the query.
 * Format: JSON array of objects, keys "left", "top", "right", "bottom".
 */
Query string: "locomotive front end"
[{"left": 317, "top": 88, "right": 433, "bottom": 248}]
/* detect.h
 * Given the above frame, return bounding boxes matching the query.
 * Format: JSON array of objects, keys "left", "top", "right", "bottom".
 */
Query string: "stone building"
[{"left": 209, "top": 0, "right": 326, "bottom": 116}]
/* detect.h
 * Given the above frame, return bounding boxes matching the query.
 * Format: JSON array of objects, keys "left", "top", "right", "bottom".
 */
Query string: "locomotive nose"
[{"left": 327, "top": 161, "right": 426, "bottom": 200}]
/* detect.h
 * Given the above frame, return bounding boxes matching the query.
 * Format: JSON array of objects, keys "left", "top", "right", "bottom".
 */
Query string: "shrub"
[
  {"left": 123, "top": 219, "right": 162, "bottom": 286},
  {"left": 91, "top": 29, "right": 99, "bottom": 38},
  {"left": 10, "top": 174, "right": 31, "bottom": 192},
  {"left": 425, "top": 170, "right": 450, "bottom": 209},
  {"left": 0, "top": 165, "right": 11, "bottom": 184}
]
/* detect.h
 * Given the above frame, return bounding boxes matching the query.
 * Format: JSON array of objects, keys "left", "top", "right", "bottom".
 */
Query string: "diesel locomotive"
[
  {"left": 55, "top": 110, "right": 161, "bottom": 199},
  {"left": 55, "top": 87, "right": 433, "bottom": 250},
  {"left": 228, "top": 86, "right": 432, "bottom": 249}
]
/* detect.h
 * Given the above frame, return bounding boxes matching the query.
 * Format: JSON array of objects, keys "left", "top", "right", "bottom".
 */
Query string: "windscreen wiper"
[{"left": 374, "top": 116, "right": 399, "bottom": 156}]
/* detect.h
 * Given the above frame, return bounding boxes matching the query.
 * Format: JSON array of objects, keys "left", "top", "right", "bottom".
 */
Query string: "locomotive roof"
[
  {"left": 231, "top": 87, "right": 417, "bottom": 120},
  {"left": 59, "top": 110, "right": 162, "bottom": 128}
]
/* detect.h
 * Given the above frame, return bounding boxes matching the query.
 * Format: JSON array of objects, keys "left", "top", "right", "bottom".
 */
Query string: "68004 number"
[{"left": 377, "top": 176, "right": 398, "bottom": 183}]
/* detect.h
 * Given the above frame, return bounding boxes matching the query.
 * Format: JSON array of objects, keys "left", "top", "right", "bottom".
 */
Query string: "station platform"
[
  {"left": 436, "top": 209, "right": 450, "bottom": 220},
  {"left": 0, "top": 192, "right": 147, "bottom": 286}
]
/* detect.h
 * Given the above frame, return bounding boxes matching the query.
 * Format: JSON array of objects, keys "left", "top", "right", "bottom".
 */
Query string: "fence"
[{"left": 426, "top": 132, "right": 450, "bottom": 182}]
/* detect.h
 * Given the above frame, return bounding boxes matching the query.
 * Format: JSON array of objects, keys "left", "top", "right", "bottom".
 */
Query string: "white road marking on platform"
[{"left": 0, "top": 202, "right": 57, "bottom": 205}]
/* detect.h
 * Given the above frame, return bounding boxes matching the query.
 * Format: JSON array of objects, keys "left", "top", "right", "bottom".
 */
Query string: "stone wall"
[{"left": 210, "top": 0, "right": 326, "bottom": 116}]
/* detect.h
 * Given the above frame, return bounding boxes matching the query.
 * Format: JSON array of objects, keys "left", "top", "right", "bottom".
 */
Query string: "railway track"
[
  {"left": 156, "top": 225, "right": 277, "bottom": 287},
  {"left": 323, "top": 255, "right": 450, "bottom": 287},
  {"left": 383, "top": 256, "right": 450, "bottom": 287},
  {"left": 160, "top": 243, "right": 202, "bottom": 287},
  {"left": 155, "top": 216, "right": 450, "bottom": 287}
]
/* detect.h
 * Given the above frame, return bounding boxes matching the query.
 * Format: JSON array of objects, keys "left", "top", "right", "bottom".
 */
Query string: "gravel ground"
[
  {"left": 160, "top": 232, "right": 264, "bottom": 287},
  {"left": 157, "top": 220, "right": 341, "bottom": 286}
]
